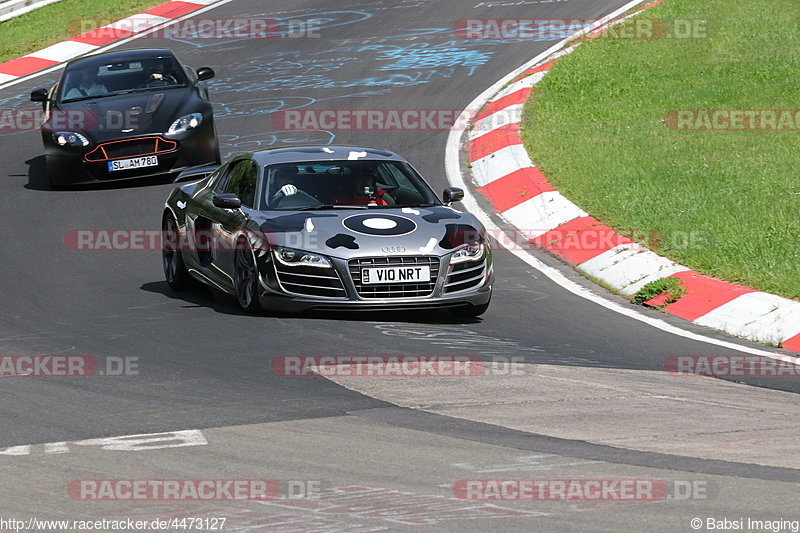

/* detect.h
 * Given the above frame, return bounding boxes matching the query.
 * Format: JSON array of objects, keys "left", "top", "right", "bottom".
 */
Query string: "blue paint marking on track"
[
  {"left": 165, "top": 11, "right": 374, "bottom": 49},
  {"left": 0, "top": 8, "right": 593, "bottom": 150},
  {"left": 214, "top": 89, "right": 392, "bottom": 119},
  {"left": 218, "top": 131, "right": 336, "bottom": 159}
]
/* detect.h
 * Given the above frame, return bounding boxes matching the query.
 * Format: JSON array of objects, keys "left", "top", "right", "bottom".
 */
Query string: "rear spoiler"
[{"left": 175, "top": 164, "right": 220, "bottom": 182}]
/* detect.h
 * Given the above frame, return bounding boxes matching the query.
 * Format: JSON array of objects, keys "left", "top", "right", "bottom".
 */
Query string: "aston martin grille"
[{"left": 84, "top": 136, "right": 177, "bottom": 162}]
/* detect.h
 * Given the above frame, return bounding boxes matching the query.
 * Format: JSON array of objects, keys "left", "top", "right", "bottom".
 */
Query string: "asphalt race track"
[{"left": 0, "top": 0, "right": 798, "bottom": 531}]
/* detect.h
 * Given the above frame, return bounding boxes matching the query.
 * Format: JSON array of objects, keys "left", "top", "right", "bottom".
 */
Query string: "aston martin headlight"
[
  {"left": 167, "top": 113, "right": 203, "bottom": 135},
  {"left": 52, "top": 131, "right": 89, "bottom": 147},
  {"left": 450, "top": 241, "right": 485, "bottom": 264},
  {"left": 274, "top": 246, "right": 332, "bottom": 268}
]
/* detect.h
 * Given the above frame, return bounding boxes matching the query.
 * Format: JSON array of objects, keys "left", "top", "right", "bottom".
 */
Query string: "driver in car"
[
  {"left": 269, "top": 166, "right": 303, "bottom": 205},
  {"left": 142, "top": 62, "right": 178, "bottom": 87},
  {"left": 335, "top": 171, "right": 394, "bottom": 206},
  {"left": 64, "top": 68, "right": 108, "bottom": 99}
]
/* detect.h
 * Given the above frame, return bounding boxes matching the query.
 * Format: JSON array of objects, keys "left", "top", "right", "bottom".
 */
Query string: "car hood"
[
  {"left": 55, "top": 89, "right": 194, "bottom": 141},
  {"left": 255, "top": 206, "right": 485, "bottom": 260}
]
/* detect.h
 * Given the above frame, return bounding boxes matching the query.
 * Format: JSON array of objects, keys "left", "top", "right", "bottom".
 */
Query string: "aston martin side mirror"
[
  {"left": 196, "top": 67, "right": 215, "bottom": 81},
  {"left": 30, "top": 88, "right": 48, "bottom": 102}
]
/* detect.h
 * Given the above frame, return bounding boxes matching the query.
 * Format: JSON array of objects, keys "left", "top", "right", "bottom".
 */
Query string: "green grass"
[
  {"left": 0, "top": 0, "right": 165, "bottom": 64},
  {"left": 521, "top": 0, "right": 800, "bottom": 300},
  {"left": 633, "top": 277, "right": 686, "bottom": 306}
]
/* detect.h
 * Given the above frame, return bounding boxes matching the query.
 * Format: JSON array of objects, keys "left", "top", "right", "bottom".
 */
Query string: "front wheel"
[
  {"left": 234, "top": 243, "right": 261, "bottom": 313},
  {"left": 162, "top": 213, "right": 195, "bottom": 290}
]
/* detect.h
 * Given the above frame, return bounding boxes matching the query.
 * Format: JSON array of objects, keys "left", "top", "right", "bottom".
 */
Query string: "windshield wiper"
[
  {"left": 115, "top": 88, "right": 154, "bottom": 95},
  {"left": 369, "top": 203, "right": 440, "bottom": 208},
  {"left": 296, "top": 204, "right": 368, "bottom": 211},
  {"left": 116, "top": 86, "right": 184, "bottom": 95},
  {"left": 61, "top": 93, "right": 120, "bottom": 103}
]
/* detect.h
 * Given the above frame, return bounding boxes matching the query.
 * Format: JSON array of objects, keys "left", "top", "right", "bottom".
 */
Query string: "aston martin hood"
[{"left": 54, "top": 88, "right": 196, "bottom": 141}]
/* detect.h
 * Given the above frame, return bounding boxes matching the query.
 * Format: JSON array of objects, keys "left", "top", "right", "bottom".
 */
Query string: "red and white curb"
[
  {"left": 455, "top": 0, "right": 800, "bottom": 352},
  {"left": 0, "top": 0, "right": 218, "bottom": 86}
]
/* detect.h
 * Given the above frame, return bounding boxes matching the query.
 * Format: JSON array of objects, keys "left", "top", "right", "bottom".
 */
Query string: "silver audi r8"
[{"left": 161, "top": 146, "right": 493, "bottom": 317}]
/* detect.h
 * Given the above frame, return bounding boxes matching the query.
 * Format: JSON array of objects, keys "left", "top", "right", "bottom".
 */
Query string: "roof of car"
[
  {"left": 249, "top": 146, "right": 408, "bottom": 166},
  {"left": 66, "top": 48, "right": 178, "bottom": 69}
]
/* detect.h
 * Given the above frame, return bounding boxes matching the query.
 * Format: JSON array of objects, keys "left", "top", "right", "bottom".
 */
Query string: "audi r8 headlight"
[
  {"left": 52, "top": 131, "right": 89, "bottom": 147},
  {"left": 450, "top": 241, "right": 485, "bottom": 264},
  {"left": 167, "top": 113, "right": 203, "bottom": 135},
  {"left": 274, "top": 246, "right": 332, "bottom": 268}
]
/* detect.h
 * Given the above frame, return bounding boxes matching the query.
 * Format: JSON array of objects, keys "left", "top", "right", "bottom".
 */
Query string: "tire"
[
  {"left": 162, "top": 213, "right": 195, "bottom": 290},
  {"left": 234, "top": 241, "right": 261, "bottom": 313},
  {"left": 448, "top": 301, "right": 490, "bottom": 318}
]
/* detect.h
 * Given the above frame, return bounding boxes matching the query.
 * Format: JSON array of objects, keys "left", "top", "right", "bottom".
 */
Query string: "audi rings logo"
[{"left": 381, "top": 246, "right": 406, "bottom": 253}]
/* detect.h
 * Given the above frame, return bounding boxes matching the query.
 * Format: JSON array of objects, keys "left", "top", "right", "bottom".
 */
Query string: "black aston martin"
[
  {"left": 162, "top": 146, "right": 493, "bottom": 317},
  {"left": 30, "top": 48, "right": 219, "bottom": 187}
]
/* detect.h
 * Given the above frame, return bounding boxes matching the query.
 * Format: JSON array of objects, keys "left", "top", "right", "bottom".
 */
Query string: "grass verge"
[
  {"left": 0, "top": 0, "right": 166, "bottom": 64},
  {"left": 521, "top": 0, "right": 800, "bottom": 300}
]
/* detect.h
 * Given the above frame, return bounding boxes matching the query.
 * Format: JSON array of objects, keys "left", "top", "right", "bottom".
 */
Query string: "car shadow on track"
[
  {"left": 140, "top": 280, "right": 483, "bottom": 325},
  {"left": 24, "top": 155, "right": 178, "bottom": 191}
]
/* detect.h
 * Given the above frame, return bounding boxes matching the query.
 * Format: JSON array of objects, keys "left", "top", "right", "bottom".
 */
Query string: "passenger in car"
[
  {"left": 64, "top": 68, "right": 108, "bottom": 99},
  {"left": 334, "top": 171, "right": 395, "bottom": 206}
]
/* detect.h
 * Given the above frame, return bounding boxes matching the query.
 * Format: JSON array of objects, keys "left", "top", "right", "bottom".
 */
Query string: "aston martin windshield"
[
  {"left": 262, "top": 160, "right": 441, "bottom": 210},
  {"left": 60, "top": 56, "right": 188, "bottom": 103}
]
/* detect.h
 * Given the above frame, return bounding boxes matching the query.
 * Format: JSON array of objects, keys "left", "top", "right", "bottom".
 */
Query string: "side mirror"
[
  {"left": 30, "top": 88, "right": 48, "bottom": 102},
  {"left": 196, "top": 67, "right": 215, "bottom": 81},
  {"left": 443, "top": 187, "right": 464, "bottom": 204},
  {"left": 213, "top": 193, "right": 241, "bottom": 209}
]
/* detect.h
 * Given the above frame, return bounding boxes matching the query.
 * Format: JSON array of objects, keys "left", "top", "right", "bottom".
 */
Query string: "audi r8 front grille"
[
  {"left": 84, "top": 136, "right": 178, "bottom": 162},
  {"left": 349, "top": 256, "right": 440, "bottom": 299},
  {"left": 274, "top": 263, "right": 346, "bottom": 298},
  {"left": 443, "top": 259, "right": 486, "bottom": 293}
]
